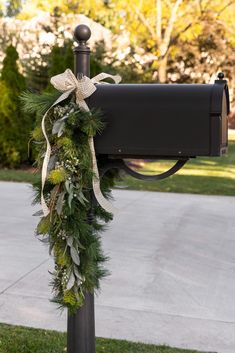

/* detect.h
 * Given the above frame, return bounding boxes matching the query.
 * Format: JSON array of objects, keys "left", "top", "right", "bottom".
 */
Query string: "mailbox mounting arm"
[{"left": 99, "top": 158, "right": 189, "bottom": 181}]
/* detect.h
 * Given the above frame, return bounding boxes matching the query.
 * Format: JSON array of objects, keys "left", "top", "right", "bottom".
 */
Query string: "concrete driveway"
[{"left": 0, "top": 181, "right": 235, "bottom": 353}]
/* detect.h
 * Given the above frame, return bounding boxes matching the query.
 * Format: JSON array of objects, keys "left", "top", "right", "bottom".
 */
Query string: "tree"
[
  {"left": 168, "top": 16, "right": 235, "bottom": 83},
  {"left": 0, "top": 45, "right": 32, "bottom": 167},
  {"left": 0, "top": 0, "right": 4, "bottom": 16},
  {"left": 19, "top": 0, "right": 108, "bottom": 18},
  {"left": 7, "top": 0, "right": 235, "bottom": 90},
  {"left": 107, "top": 0, "right": 235, "bottom": 83},
  {"left": 48, "top": 41, "right": 73, "bottom": 79},
  {"left": 6, "top": 0, "right": 22, "bottom": 17}
]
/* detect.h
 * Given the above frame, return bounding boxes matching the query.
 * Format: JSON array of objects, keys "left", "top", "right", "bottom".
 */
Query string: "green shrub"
[{"left": 0, "top": 45, "right": 32, "bottom": 167}]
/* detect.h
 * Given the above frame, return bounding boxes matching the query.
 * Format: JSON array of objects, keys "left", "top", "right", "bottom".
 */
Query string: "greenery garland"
[{"left": 21, "top": 91, "right": 115, "bottom": 312}]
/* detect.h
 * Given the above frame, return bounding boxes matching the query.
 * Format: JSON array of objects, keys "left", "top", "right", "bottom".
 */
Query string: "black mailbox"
[{"left": 88, "top": 80, "right": 229, "bottom": 159}]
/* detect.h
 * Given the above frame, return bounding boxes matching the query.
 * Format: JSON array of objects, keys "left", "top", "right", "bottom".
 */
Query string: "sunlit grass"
[
  {"left": 116, "top": 139, "right": 235, "bottom": 196},
  {"left": 136, "top": 154, "right": 235, "bottom": 179},
  {"left": 0, "top": 323, "right": 205, "bottom": 353}
]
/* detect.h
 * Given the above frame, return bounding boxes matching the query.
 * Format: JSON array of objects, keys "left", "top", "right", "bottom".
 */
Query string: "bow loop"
[
  {"left": 50, "top": 69, "right": 77, "bottom": 92},
  {"left": 91, "top": 73, "right": 121, "bottom": 85},
  {"left": 75, "top": 76, "right": 97, "bottom": 107}
]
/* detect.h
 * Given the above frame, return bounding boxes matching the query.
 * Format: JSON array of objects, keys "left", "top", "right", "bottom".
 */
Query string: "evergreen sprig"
[
  {"left": 22, "top": 91, "right": 114, "bottom": 312},
  {"left": 20, "top": 91, "right": 61, "bottom": 115}
]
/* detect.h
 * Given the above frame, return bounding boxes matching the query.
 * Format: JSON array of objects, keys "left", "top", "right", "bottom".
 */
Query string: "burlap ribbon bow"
[{"left": 41, "top": 69, "right": 121, "bottom": 217}]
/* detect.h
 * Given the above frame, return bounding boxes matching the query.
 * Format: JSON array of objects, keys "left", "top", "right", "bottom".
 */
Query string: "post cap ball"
[
  {"left": 217, "top": 72, "right": 225, "bottom": 80},
  {"left": 74, "top": 24, "right": 91, "bottom": 42}
]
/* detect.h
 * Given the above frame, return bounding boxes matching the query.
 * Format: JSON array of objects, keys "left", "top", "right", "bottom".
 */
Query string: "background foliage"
[
  {"left": 0, "top": 0, "right": 234, "bottom": 167},
  {"left": 0, "top": 45, "right": 32, "bottom": 167}
]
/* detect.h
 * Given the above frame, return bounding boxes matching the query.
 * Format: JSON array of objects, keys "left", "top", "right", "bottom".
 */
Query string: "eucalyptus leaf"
[
  {"left": 66, "top": 271, "right": 76, "bottom": 290},
  {"left": 48, "top": 155, "right": 57, "bottom": 172},
  {"left": 52, "top": 119, "right": 61, "bottom": 135},
  {"left": 65, "top": 179, "right": 73, "bottom": 194},
  {"left": 68, "top": 192, "right": 73, "bottom": 209},
  {"left": 32, "top": 210, "right": 43, "bottom": 217},
  {"left": 66, "top": 236, "right": 74, "bottom": 247},
  {"left": 38, "top": 236, "right": 50, "bottom": 243},
  {"left": 73, "top": 266, "right": 83, "bottom": 282},
  {"left": 76, "top": 277, "right": 82, "bottom": 287},
  {"left": 74, "top": 286, "right": 80, "bottom": 300},
  {"left": 74, "top": 238, "right": 86, "bottom": 250},
  {"left": 56, "top": 192, "right": 65, "bottom": 215},
  {"left": 57, "top": 121, "right": 65, "bottom": 137},
  {"left": 77, "top": 191, "right": 88, "bottom": 206},
  {"left": 69, "top": 183, "right": 74, "bottom": 193},
  {"left": 49, "top": 241, "right": 55, "bottom": 256},
  {"left": 65, "top": 180, "right": 70, "bottom": 193},
  {"left": 33, "top": 141, "right": 44, "bottom": 145},
  {"left": 70, "top": 246, "right": 80, "bottom": 266},
  {"left": 52, "top": 117, "right": 66, "bottom": 136}
]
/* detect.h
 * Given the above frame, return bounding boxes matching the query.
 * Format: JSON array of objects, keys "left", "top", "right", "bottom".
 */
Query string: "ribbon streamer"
[{"left": 41, "top": 69, "right": 121, "bottom": 217}]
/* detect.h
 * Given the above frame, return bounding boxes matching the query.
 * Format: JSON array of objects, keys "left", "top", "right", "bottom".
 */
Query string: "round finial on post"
[
  {"left": 217, "top": 72, "right": 225, "bottom": 80},
  {"left": 74, "top": 24, "right": 91, "bottom": 44},
  {"left": 73, "top": 24, "right": 91, "bottom": 78}
]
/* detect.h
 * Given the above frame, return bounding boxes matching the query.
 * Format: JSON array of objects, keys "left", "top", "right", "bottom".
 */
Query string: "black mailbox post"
[{"left": 68, "top": 24, "right": 230, "bottom": 353}]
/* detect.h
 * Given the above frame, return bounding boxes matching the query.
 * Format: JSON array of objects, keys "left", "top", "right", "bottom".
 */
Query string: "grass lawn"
[
  {"left": 0, "top": 323, "right": 208, "bottom": 353},
  {"left": 0, "top": 133, "right": 234, "bottom": 196},
  {"left": 0, "top": 168, "right": 40, "bottom": 184}
]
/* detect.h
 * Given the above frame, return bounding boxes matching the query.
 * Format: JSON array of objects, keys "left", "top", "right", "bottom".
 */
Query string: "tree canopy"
[{"left": 16, "top": 0, "right": 235, "bottom": 86}]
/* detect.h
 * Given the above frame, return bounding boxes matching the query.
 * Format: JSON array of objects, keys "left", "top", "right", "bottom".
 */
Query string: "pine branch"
[{"left": 20, "top": 90, "right": 61, "bottom": 115}]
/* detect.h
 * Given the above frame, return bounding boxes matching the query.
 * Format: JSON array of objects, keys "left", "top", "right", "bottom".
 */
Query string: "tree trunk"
[{"left": 158, "top": 56, "right": 167, "bottom": 83}]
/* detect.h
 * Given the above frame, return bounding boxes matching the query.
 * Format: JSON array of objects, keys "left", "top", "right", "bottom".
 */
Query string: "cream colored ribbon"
[{"left": 41, "top": 69, "right": 121, "bottom": 216}]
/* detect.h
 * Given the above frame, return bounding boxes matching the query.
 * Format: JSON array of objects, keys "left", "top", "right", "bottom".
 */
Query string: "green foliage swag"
[{"left": 22, "top": 90, "right": 115, "bottom": 312}]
